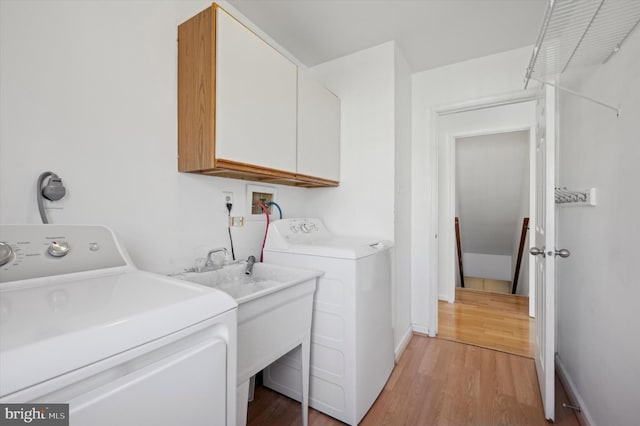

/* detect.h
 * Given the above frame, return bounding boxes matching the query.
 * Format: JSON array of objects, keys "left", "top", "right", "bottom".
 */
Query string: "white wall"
[
  {"left": 462, "top": 253, "right": 512, "bottom": 282},
  {"left": 556, "top": 28, "right": 640, "bottom": 426},
  {"left": 393, "top": 46, "right": 413, "bottom": 355},
  {"left": 306, "top": 42, "right": 412, "bottom": 355},
  {"left": 411, "top": 46, "right": 533, "bottom": 333},
  {"left": 1, "top": 0, "right": 413, "bottom": 365},
  {"left": 0, "top": 0, "right": 308, "bottom": 274},
  {"left": 456, "top": 131, "right": 529, "bottom": 255},
  {"left": 305, "top": 43, "right": 395, "bottom": 241}
]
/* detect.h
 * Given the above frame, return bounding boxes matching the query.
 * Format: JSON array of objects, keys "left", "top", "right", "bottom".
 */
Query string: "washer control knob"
[
  {"left": 300, "top": 223, "right": 311, "bottom": 233},
  {"left": 48, "top": 241, "right": 70, "bottom": 257},
  {"left": 0, "top": 242, "right": 13, "bottom": 266}
]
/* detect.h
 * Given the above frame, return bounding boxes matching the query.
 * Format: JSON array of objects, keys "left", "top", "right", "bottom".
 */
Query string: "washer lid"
[{"left": 0, "top": 271, "right": 236, "bottom": 397}]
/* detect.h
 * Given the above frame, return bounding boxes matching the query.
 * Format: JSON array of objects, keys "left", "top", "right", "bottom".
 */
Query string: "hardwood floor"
[
  {"left": 438, "top": 288, "right": 535, "bottom": 358},
  {"left": 247, "top": 335, "right": 580, "bottom": 425}
]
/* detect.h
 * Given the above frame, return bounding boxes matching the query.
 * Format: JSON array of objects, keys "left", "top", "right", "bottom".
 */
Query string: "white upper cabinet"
[
  {"left": 215, "top": 8, "right": 297, "bottom": 173},
  {"left": 178, "top": 4, "right": 339, "bottom": 187},
  {"left": 297, "top": 71, "right": 341, "bottom": 183}
]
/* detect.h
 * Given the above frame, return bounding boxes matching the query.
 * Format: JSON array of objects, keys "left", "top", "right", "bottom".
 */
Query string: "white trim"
[
  {"left": 435, "top": 89, "right": 538, "bottom": 115},
  {"left": 428, "top": 107, "right": 439, "bottom": 337},
  {"left": 394, "top": 326, "right": 413, "bottom": 362},
  {"left": 411, "top": 323, "right": 430, "bottom": 337},
  {"left": 556, "top": 355, "right": 595, "bottom": 426},
  {"left": 528, "top": 120, "right": 537, "bottom": 317},
  {"left": 438, "top": 293, "right": 451, "bottom": 302}
]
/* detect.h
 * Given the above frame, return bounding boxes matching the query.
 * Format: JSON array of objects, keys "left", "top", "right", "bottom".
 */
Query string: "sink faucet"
[
  {"left": 205, "top": 247, "right": 229, "bottom": 270},
  {"left": 245, "top": 255, "right": 256, "bottom": 276},
  {"left": 182, "top": 247, "right": 230, "bottom": 273}
]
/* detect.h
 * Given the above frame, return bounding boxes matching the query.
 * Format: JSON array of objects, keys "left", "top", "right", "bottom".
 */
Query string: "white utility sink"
[{"left": 176, "top": 262, "right": 321, "bottom": 426}]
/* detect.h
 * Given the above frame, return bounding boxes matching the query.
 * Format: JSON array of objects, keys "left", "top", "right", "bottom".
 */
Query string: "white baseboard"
[
  {"left": 556, "top": 355, "right": 595, "bottom": 426},
  {"left": 438, "top": 293, "right": 449, "bottom": 302},
  {"left": 394, "top": 326, "right": 413, "bottom": 362},
  {"left": 412, "top": 323, "right": 430, "bottom": 336}
]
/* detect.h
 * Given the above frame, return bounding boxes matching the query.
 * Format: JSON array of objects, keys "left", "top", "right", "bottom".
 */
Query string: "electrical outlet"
[
  {"left": 223, "top": 191, "right": 233, "bottom": 209},
  {"left": 229, "top": 216, "right": 245, "bottom": 227}
]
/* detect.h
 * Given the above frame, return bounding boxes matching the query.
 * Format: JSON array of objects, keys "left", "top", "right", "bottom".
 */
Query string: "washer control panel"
[
  {"left": 270, "top": 218, "right": 331, "bottom": 244},
  {"left": 288, "top": 220, "right": 320, "bottom": 235},
  {"left": 0, "top": 225, "right": 127, "bottom": 283}
]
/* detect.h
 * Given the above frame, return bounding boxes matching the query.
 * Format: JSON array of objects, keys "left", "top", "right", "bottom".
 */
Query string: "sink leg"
[
  {"left": 248, "top": 375, "right": 256, "bottom": 402},
  {"left": 236, "top": 379, "right": 250, "bottom": 426},
  {"left": 301, "top": 333, "right": 311, "bottom": 426}
]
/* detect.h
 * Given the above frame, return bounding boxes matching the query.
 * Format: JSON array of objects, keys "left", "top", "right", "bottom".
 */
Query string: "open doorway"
[
  {"left": 455, "top": 130, "right": 530, "bottom": 297},
  {"left": 434, "top": 99, "right": 537, "bottom": 357}
]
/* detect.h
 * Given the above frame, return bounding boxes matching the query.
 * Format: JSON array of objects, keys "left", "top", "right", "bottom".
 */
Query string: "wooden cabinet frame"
[{"left": 178, "top": 4, "right": 339, "bottom": 188}]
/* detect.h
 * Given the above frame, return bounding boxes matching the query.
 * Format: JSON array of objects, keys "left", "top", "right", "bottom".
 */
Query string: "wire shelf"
[{"left": 525, "top": 0, "right": 640, "bottom": 87}]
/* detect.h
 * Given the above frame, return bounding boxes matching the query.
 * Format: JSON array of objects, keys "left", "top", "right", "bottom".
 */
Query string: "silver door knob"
[
  {"left": 529, "top": 247, "right": 545, "bottom": 256},
  {"left": 555, "top": 248, "right": 570, "bottom": 258}
]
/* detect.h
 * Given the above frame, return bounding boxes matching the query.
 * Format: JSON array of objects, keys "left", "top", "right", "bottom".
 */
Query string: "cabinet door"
[
  {"left": 215, "top": 8, "right": 297, "bottom": 173},
  {"left": 297, "top": 71, "right": 340, "bottom": 182}
]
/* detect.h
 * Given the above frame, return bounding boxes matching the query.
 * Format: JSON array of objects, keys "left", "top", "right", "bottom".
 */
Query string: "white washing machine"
[
  {"left": 262, "top": 218, "right": 394, "bottom": 425},
  {"left": 0, "top": 224, "right": 238, "bottom": 426}
]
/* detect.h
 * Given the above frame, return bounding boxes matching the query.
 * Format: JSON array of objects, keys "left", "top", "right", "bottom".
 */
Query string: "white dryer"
[
  {"left": 262, "top": 218, "right": 394, "bottom": 425},
  {"left": 0, "top": 224, "right": 237, "bottom": 426}
]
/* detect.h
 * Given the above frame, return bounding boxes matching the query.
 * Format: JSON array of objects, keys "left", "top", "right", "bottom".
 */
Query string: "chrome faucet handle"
[{"left": 205, "top": 247, "right": 229, "bottom": 267}]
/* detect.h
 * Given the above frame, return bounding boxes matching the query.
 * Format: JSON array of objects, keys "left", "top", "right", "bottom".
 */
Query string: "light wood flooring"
[
  {"left": 438, "top": 288, "right": 535, "bottom": 358},
  {"left": 464, "top": 276, "right": 511, "bottom": 294},
  {"left": 247, "top": 335, "right": 580, "bottom": 425}
]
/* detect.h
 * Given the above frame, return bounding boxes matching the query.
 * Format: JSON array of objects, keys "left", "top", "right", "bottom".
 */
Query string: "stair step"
[
  {"left": 464, "top": 276, "right": 511, "bottom": 294},
  {"left": 456, "top": 287, "right": 529, "bottom": 315}
]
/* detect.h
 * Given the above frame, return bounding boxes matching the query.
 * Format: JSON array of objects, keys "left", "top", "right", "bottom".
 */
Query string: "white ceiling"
[
  {"left": 456, "top": 131, "right": 529, "bottom": 256},
  {"left": 228, "top": 0, "right": 548, "bottom": 72}
]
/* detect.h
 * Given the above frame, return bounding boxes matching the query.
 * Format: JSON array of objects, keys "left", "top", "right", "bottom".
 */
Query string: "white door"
[{"left": 531, "top": 83, "right": 556, "bottom": 421}]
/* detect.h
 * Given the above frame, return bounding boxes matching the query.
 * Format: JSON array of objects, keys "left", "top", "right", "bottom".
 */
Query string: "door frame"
[{"left": 428, "top": 90, "right": 538, "bottom": 336}]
